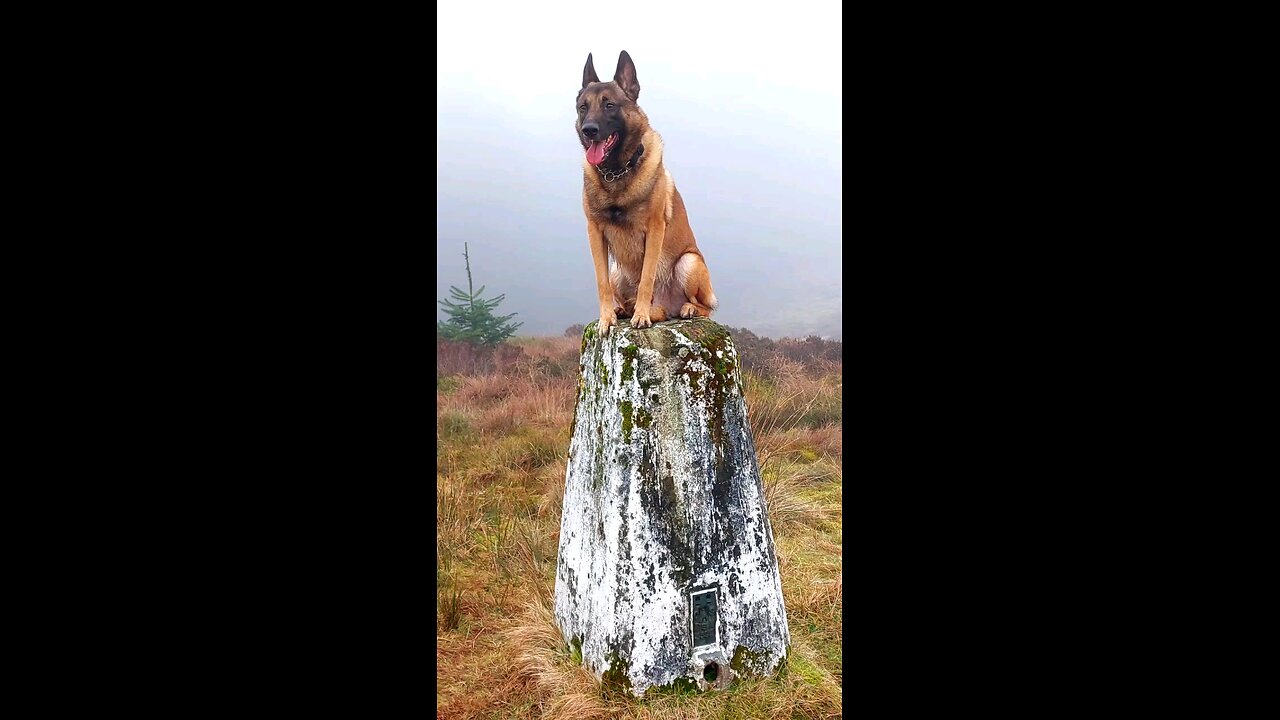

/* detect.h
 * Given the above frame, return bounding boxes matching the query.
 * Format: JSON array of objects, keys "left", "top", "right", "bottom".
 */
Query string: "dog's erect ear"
[
  {"left": 614, "top": 50, "right": 640, "bottom": 100},
  {"left": 583, "top": 53, "right": 600, "bottom": 89}
]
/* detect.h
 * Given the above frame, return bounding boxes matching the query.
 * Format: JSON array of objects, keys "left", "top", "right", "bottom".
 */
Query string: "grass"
[{"left": 437, "top": 331, "right": 842, "bottom": 719}]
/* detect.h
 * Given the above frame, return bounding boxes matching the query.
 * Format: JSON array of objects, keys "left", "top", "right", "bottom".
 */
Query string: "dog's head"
[{"left": 576, "top": 50, "right": 642, "bottom": 167}]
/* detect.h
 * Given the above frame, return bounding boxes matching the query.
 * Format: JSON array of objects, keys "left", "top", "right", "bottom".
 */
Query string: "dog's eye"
[
  {"left": 578, "top": 105, "right": 586, "bottom": 113},
  {"left": 606, "top": 102, "right": 615, "bottom": 110}
]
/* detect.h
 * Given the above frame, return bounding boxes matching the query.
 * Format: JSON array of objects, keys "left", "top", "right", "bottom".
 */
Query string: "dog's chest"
[
  {"left": 601, "top": 218, "right": 647, "bottom": 270},
  {"left": 595, "top": 202, "right": 643, "bottom": 228}
]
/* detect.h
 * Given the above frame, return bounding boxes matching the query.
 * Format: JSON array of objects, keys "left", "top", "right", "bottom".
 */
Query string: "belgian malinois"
[{"left": 576, "top": 50, "right": 718, "bottom": 335}]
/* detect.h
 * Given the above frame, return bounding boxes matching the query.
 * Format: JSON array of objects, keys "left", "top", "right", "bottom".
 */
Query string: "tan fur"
[{"left": 577, "top": 59, "right": 717, "bottom": 334}]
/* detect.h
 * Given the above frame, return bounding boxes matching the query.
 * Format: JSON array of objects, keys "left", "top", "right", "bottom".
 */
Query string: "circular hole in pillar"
[{"left": 703, "top": 662, "right": 719, "bottom": 683}]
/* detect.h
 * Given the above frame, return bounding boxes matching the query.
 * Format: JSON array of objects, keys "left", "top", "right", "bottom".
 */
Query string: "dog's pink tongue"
[{"left": 586, "top": 141, "right": 607, "bottom": 166}]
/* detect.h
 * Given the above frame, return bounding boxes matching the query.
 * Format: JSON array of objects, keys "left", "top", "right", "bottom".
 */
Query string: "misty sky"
[{"left": 437, "top": 1, "right": 842, "bottom": 339}]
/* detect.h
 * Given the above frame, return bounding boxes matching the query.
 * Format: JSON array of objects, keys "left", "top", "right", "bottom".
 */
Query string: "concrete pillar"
[{"left": 554, "top": 318, "right": 790, "bottom": 697}]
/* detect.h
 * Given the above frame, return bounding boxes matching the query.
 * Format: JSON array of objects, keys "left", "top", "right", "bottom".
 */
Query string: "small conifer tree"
[{"left": 437, "top": 243, "right": 522, "bottom": 346}]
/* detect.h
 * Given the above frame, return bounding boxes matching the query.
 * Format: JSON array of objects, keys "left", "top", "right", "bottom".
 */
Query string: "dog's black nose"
[{"left": 582, "top": 123, "right": 599, "bottom": 139}]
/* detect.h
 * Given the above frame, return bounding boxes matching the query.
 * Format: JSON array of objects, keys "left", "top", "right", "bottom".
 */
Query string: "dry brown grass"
[
  {"left": 763, "top": 466, "right": 832, "bottom": 533},
  {"left": 439, "top": 370, "right": 576, "bottom": 437},
  {"left": 438, "top": 333, "right": 842, "bottom": 719},
  {"left": 504, "top": 593, "right": 615, "bottom": 719},
  {"left": 536, "top": 457, "right": 568, "bottom": 521},
  {"left": 761, "top": 425, "right": 842, "bottom": 462}
]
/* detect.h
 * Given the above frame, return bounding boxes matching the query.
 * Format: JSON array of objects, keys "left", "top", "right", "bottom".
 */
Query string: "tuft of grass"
[
  {"left": 437, "top": 374, "right": 462, "bottom": 394},
  {"left": 437, "top": 475, "right": 481, "bottom": 565},
  {"left": 520, "top": 432, "right": 564, "bottom": 471},
  {"left": 503, "top": 594, "right": 614, "bottom": 719},
  {"left": 537, "top": 458, "right": 568, "bottom": 521},
  {"left": 763, "top": 464, "right": 833, "bottom": 533},
  {"left": 439, "top": 585, "right": 463, "bottom": 631},
  {"left": 439, "top": 411, "right": 472, "bottom": 439},
  {"left": 510, "top": 517, "right": 555, "bottom": 589}
]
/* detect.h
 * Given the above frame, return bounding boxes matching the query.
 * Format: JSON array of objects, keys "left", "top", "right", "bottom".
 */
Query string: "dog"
[{"left": 576, "top": 50, "right": 718, "bottom": 335}]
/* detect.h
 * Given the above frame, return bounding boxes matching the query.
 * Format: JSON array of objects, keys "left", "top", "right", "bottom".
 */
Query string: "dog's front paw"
[
  {"left": 680, "top": 303, "right": 704, "bottom": 318},
  {"left": 631, "top": 307, "right": 653, "bottom": 329},
  {"left": 598, "top": 308, "right": 618, "bottom": 335}
]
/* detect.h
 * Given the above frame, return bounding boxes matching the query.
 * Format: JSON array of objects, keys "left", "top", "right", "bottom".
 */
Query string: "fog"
[{"left": 437, "top": 0, "right": 842, "bottom": 338}]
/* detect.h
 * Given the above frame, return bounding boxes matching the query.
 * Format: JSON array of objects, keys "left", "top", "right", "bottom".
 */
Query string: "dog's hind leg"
[
  {"left": 674, "top": 253, "right": 718, "bottom": 318},
  {"left": 680, "top": 301, "right": 713, "bottom": 318}
]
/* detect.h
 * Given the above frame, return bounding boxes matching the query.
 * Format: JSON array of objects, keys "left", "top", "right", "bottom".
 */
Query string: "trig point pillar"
[{"left": 554, "top": 318, "right": 790, "bottom": 697}]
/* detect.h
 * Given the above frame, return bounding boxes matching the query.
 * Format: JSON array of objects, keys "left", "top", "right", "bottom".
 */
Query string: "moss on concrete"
[
  {"left": 621, "top": 400, "right": 634, "bottom": 442},
  {"left": 601, "top": 652, "right": 633, "bottom": 692},
  {"left": 730, "top": 644, "right": 772, "bottom": 677},
  {"left": 620, "top": 343, "right": 638, "bottom": 383},
  {"left": 645, "top": 676, "right": 700, "bottom": 696}
]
